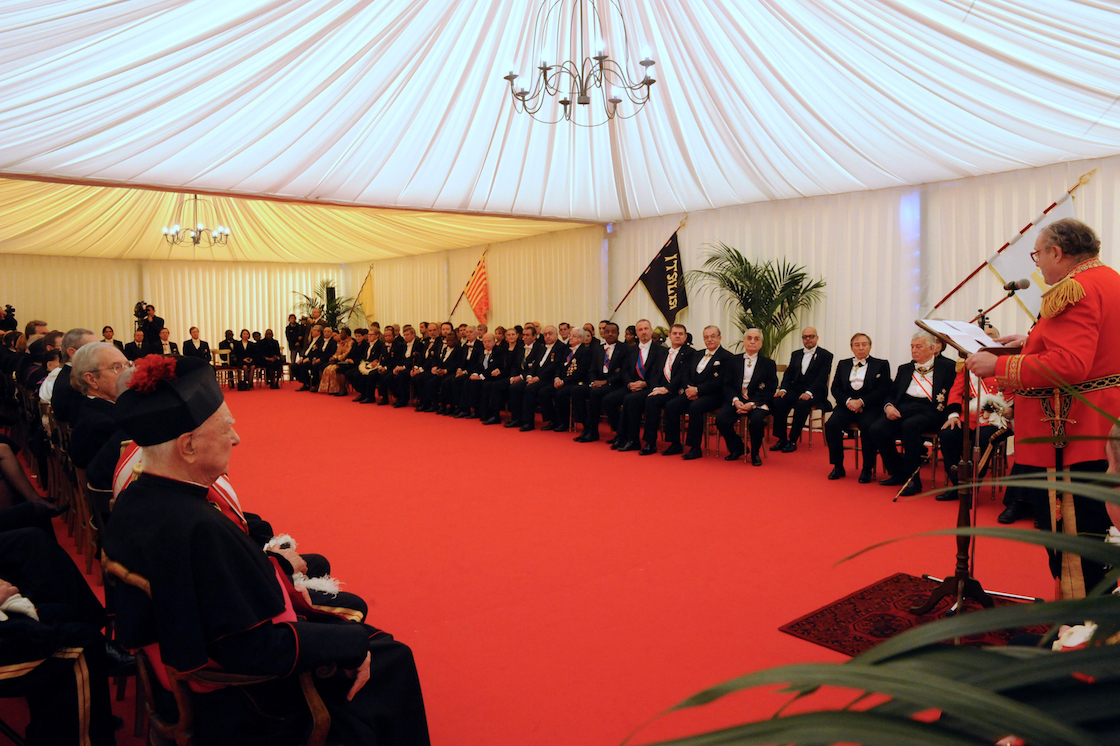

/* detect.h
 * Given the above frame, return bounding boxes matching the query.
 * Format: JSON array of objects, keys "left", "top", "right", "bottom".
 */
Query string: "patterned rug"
[{"left": 779, "top": 572, "right": 1047, "bottom": 657}]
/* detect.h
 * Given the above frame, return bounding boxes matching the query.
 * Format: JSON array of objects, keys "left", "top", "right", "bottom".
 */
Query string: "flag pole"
[
  {"left": 609, "top": 216, "right": 688, "bottom": 319},
  {"left": 448, "top": 248, "right": 489, "bottom": 320},
  {"left": 344, "top": 266, "right": 374, "bottom": 324},
  {"left": 930, "top": 170, "right": 1094, "bottom": 311}
]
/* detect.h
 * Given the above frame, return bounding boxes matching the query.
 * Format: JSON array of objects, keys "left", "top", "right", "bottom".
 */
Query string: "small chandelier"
[
  {"left": 162, "top": 193, "right": 231, "bottom": 247},
  {"left": 503, "top": 0, "right": 656, "bottom": 126}
]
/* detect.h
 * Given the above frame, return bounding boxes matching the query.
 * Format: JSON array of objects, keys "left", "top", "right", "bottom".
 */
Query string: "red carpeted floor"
[{"left": 11, "top": 385, "right": 1056, "bottom": 744}]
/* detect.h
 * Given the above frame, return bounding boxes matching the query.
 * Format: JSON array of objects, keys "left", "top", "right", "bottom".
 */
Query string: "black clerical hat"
[{"left": 115, "top": 355, "right": 224, "bottom": 446}]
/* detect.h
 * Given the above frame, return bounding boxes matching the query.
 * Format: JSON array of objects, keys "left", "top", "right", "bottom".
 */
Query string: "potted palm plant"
[
  {"left": 292, "top": 280, "right": 357, "bottom": 330},
  {"left": 684, "top": 243, "right": 825, "bottom": 358}
]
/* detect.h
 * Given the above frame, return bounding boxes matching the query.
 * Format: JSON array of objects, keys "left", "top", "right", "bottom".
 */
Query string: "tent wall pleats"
[{"left": 3, "top": 155, "right": 1118, "bottom": 366}]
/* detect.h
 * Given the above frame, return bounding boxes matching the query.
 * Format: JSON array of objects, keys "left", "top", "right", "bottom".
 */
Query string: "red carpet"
[
  {"left": 778, "top": 572, "right": 1048, "bottom": 657},
  {"left": 6, "top": 386, "right": 1056, "bottom": 745}
]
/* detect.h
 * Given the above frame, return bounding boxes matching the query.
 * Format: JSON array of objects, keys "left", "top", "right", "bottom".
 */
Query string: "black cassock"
[{"left": 103, "top": 473, "right": 429, "bottom": 746}]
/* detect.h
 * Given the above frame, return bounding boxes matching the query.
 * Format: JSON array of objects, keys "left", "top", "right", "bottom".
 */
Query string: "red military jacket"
[{"left": 995, "top": 258, "right": 1120, "bottom": 467}]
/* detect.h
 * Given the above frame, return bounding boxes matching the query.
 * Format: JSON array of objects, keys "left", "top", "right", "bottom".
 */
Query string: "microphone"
[{"left": 1002, "top": 278, "right": 1030, "bottom": 292}]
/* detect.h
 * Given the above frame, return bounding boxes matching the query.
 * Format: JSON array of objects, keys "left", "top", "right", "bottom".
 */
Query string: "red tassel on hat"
[{"left": 129, "top": 354, "right": 178, "bottom": 393}]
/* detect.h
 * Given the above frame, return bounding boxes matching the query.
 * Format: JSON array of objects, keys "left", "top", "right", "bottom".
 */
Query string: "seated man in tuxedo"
[
  {"left": 292, "top": 325, "right": 326, "bottom": 391},
  {"left": 462, "top": 332, "right": 501, "bottom": 419},
  {"left": 348, "top": 327, "right": 386, "bottom": 403},
  {"left": 614, "top": 319, "right": 667, "bottom": 451},
  {"left": 549, "top": 328, "right": 593, "bottom": 430},
  {"left": 157, "top": 327, "right": 179, "bottom": 356},
  {"left": 660, "top": 325, "right": 728, "bottom": 459},
  {"left": 448, "top": 326, "right": 483, "bottom": 415},
  {"left": 824, "top": 332, "right": 892, "bottom": 482},
  {"left": 503, "top": 325, "right": 542, "bottom": 428},
  {"left": 256, "top": 328, "right": 284, "bottom": 388},
  {"left": 715, "top": 328, "right": 778, "bottom": 465},
  {"left": 866, "top": 331, "right": 956, "bottom": 496},
  {"left": 388, "top": 325, "right": 423, "bottom": 407},
  {"left": 183, "top": 326, "right": 211, "bottom": 362},
  {"left": 770, "top": 327, "right": 833, "bottom": 453},
  {"left": 573, "top": 322, "right": 627, "bottom": 442},
  {"left": 637, "top": 324, "right": 691, "bottom": 454},
  {"left": 123, "top": 329, "right": 145, "bottom": 361},
  {"left": 515, "top": 325, "right": 565, "bottom": 431}
]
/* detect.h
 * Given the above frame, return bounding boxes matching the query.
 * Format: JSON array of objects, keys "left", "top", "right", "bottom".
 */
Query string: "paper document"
[{"left": 917, "top": 319, "right": 1018, "bottom": 356}]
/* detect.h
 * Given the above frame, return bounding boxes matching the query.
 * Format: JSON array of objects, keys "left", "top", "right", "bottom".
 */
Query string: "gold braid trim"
[
  {"left": 997, "top": 354, "right": 1023, "bottom": 391},
  {"left": 1040, "top": 258, "right": 1102, "bottom": 319}
]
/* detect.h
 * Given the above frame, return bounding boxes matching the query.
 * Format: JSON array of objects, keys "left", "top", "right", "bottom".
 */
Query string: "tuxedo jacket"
[
  {"left": 647, "top": 345, "right": 693, "bottom": 393},
  {"left": 831, "top": 356, "right": 891, "bottom": 411},
  {"left": 779, "top": 347, "right": 835, "bottom": 411},
  {"left": 510, "top": 341, "right": 542, "bottom": 378},
  {"left": 556, "top": 344, "right": 593, "bottom": 386},
  {"left": 160, "top": 341, "right": 180, "bottom": 356},
  {"left": 527, "top": 343, "right": 565, "bottom": 381},
  {"left": 884, "top": 355, "right": 957, "bottom": 416},
  {"left": 376, "top": 338, "right": 403, "bottom": 368},
  {"left": 298, "top": 336, "right": 325, "bottom": 360},
  {"left": 683, "top": 346, "right": 734, "bottom": 398},
  {"left": 183, "top": 339, "right": 211, "bottom": 361},
  {"left": 349, "top": 340, "right": 371, "bottom": 363},
  {"left": 123, "top": 342, "right": 145, "bottom": 361},
  {"left": 622, "top": 344, "right": 668, "bottom": 387},
  {"left": 317, "top": 338, "right": 338, "bottom": 362},
  {"left": 473, "top": 346, "right": 504, "bottom": 379},
  {"left": 590, "top": 342, "right": 629, "bottom": 386},
  {"left": 432, "top": 341, "right": 463, "bottom": 374},
  {"left": 106, "top": 339, "right": 125, "bottom": 353},
  {"left": 395, "top": 338, "right": 423, "bottom": 369},
  {"left": 723, "top": 355, "right": 779, "bottom": 409},
  {"left": 459, "top": 340, "right": 484, "bottom": 373}
]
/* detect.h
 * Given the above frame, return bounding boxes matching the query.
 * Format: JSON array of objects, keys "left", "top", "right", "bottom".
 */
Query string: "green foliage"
[
  {"left": 291, "top": 279, "right": 356, "bottom": 330},
  {"left": 684, "top": 243, "right": 826, "bottom": 358}
]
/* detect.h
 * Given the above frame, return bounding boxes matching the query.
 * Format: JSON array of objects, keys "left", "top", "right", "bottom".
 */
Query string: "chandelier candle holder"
[
  {"left": 162, "top": 194, "right": 231, "bottom": 248},
  {"left": 503, "top": 0, "right": 655, "bottom": 125}
]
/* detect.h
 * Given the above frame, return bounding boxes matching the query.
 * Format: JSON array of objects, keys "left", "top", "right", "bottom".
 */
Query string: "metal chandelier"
[{"left": 503, "top": 0, "right": 656, "bottom": 126}]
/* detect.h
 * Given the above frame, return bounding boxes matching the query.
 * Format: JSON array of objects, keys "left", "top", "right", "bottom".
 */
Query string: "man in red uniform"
[{"left": 968, "top": 218, "right": 1120, "bottom": 598}]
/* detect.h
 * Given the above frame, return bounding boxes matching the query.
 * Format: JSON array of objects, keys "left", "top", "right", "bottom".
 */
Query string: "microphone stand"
[
  {"left": 969, "top": 286, "right": 1022, "bottom": 324},
  {"left": 909, "top": 352, "right": 995, "bottom": 618}
]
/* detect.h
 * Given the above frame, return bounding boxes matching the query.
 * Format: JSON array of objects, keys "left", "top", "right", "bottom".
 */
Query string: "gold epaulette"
[
  {"left": 1040, "top": 257, "right": 1103, "bottom": 319},
  {"left": 955, "top": 359, "right": 965, "bottom": 373}
]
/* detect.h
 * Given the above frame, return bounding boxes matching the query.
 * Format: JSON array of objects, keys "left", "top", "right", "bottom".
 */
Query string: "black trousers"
[
  {"left": 641, "top": 392, "right": 674, "bottom": 446},
  {"left": 553, "top": 384, "right": 583, "bottom": 428},
  {"left": 663, "top": 393, "right": 722, "bottom": 449},
  {"left": 824, "top": 405, "right": 880, "bottom": 471},
  {"left": 617, "top": 388, "right": 653, "bottom": 443},
  {"left": 571, "top": 383, "right": 622, "bottom": 430},
  {"left": 938, "top": 423, "right": 1002, "bottom": 486},
  {"left": 715, "top": 404, "right": 768, "bottom": 456},
  {"left": 771, "top": 394, "right": 819, "bottom": 442},
  {"left": 866, "top": 398, "right": 943, "bottom": 479}
]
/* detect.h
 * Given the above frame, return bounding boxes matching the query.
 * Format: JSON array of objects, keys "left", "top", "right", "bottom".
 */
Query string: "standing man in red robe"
[{"left": 968, "top": 218, "right": 1120, "bottom": 598}]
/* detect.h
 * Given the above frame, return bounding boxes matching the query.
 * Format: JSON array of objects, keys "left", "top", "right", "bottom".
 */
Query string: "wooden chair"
[
  {"left": 101, "top": 556, "right": 331, "bottom": 746},
  {"left": 210, "top": 349, "right": 235, "bottom": 389}
]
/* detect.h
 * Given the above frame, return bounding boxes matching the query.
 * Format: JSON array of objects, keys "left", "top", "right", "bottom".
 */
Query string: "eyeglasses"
[
  {"left": 95, "top": 362, "right": 133, "bottom": 375},
  {"left": 1030, "top": 248, "right": 1043, "bottom": 263}
]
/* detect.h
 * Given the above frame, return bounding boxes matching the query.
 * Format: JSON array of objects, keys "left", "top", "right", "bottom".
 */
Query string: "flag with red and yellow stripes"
[{"left": 464, "top": 255, "right": 490, "bottom": 324}]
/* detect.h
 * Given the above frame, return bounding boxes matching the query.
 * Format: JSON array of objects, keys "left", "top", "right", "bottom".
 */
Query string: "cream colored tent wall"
[
  {"left": 351, "top": 226, "right": 607, "bottom": 329},
  {"left": 1, "top": 256, "right": 350, "bottom": 351},
  {"left": 349, "top": 155, "right": 1119, "bottom": 368}
]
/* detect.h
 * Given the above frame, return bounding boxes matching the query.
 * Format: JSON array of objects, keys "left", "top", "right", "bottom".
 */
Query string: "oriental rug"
[{"left": 779, "top": 572, "right": 1047, "bottom": 657}]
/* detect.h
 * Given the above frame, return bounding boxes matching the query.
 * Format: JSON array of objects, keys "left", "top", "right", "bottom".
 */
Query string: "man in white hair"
[
  {"left": 866, "top": 331, "right": 956, "bottom": 496},
  {"left": 103, "top": 355, "right": 429, "bottom": 746}
]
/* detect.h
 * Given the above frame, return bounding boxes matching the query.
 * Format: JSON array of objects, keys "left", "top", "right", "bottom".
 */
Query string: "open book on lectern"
[{"left": 916, "top": 319, "right": 1022, "bottom": 358}]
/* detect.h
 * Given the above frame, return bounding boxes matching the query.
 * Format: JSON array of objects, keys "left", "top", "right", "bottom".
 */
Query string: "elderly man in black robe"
[{"left": 103, "top": 355, "right": 429, "bottom": 746}]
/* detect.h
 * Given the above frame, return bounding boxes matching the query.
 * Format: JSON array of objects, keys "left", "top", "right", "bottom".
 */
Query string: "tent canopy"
[{"left": 1, "top": 0, "right": 1118, "bottom": 261}]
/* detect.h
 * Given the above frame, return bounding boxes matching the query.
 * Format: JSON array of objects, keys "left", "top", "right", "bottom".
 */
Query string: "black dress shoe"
[
  {"left": 353, "top": 395, "right": 365, "bottom": 402},
  {"left": 376, "top": 399, "right": 390, "bottom": 405},
  {"left": 998, "top": 502, "right": 1027, "bottom": 524},
  {"left": 638, "top": 445, "right": 657, "bottom": 456},
  {"left": 682, "top": 448, "right": 702, "bottom": 460},
  {"left": 616, "top": 441, "right": 639, "bottom": 452},
  {"left": 605, "top": 436, "right": 617, "bottom": 445},
  {"left": 770, "top": 440, "right": 788, "bottom": 452},
  {"left": 296, "top": 385, "right": 309, "bottom": 391},
  {"left": 858, "top": 470, "right": 874, "bottom": 484},
  {"left": 661, "top": 443, "right": 684, "bottom": 456},
  {"left": 392, "top": 402, "right": 408, "bottom": 408},
  {"left": 574, "top": 431, "right": 596, "bottom": 442},
  {"left": 610, "top": 441, "right": 621, "bottom": 450},
  {"left": 751, "top": 453, "right": 763, "bottom": 466},
  {"left": 724, "top": 451, "right": 744, "bottom": 462},
  {"left": 897, "top": 480, "right": 923, "bottom": 497},
  {"left": 105, "top": 642, "right": 136, "bottom": 676},
  {"left": 504, "top": 420, "right": 521, "bottom": 428},
  {"left": 482, "top": 416, "right": 501, "bottom": 425},
  {"left": 879, "top": 475, "right": 906, "bottom": 486},
  {"left": 519, "top": 423, "right": 535, "bottom": 432},
  {"left": 935, "top": 488, "right": 959, "bottom": 501},
  {"left": 781, "top": 441, "right": 798, "bottom": 453},
  {"left": 828, "top": 466, "right": 846, "bottom": 480},
  {"left": 541, "top": 423, "right": 558, "bottom": 431},
  {"left": 466, "top": 413, "right": 480, "bottom": 419}
]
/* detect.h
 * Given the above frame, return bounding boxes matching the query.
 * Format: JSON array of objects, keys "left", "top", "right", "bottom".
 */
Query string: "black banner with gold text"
[{"left": 640, "top": 231, "right": 688, "bottom": 324}]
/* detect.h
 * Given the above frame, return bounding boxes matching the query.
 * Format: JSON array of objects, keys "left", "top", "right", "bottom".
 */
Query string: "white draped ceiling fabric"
[{"left": 1, "top": 0, "right": 1119, "bottom": 259}]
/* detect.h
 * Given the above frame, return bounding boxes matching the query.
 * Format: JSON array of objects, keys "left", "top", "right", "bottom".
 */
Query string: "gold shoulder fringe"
[
  {"left": 1041, "top": 276, "right": 1086, "bottom": 319},
  {"left": 955, "top": 359, "right": 965, "bottom": 373}
]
